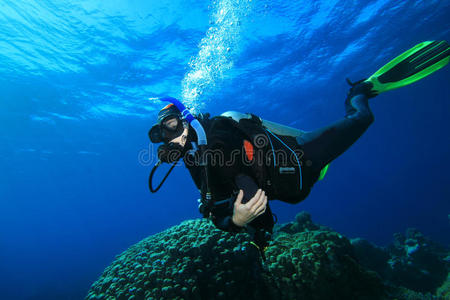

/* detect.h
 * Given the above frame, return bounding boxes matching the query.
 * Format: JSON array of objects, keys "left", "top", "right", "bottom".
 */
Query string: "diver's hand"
[{"left": 232, "top": 189, "right": 267, "bottom": 227}]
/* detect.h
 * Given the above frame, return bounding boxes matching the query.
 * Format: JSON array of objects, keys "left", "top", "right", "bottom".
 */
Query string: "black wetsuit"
[{"left": 184, "top": 92, "right": 374, "bottom": 241}]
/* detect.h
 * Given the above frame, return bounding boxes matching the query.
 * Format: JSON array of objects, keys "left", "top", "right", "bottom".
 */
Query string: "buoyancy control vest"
[{"left": 214, "top": 113, "right": 317, "bottom": 204}]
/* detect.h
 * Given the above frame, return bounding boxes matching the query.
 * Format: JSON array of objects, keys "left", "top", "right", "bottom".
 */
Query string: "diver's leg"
[{"left": 297, "top": 89, "right": 374, "bottom": 174}]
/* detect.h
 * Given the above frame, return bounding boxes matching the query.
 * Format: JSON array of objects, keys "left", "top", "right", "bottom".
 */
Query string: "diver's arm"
[
  {"left": 210, "top": 195, "right": 246, "bottom": 233},
  {"left": 210, "top": 188, "right": 268, "bottom": 233},
  {"left": 232, "top": 189, "right": 267, "bottom": 227},
  {"left": 185, "top": 160, "right": 242, "bottom": 232},
  {"left": 203, "top": 123, "right": 268, "bottom": 231},
  {"left": 232, "top": 174, "right": 267, "bottom": 227},
  {"left": 212, "top": 214, "right": 246, "bottom": 233}
]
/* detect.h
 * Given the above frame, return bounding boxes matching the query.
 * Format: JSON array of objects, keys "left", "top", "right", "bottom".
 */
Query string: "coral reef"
[
  {"left": 387, "top": 228, "right": 448, "bottom": 292},
  {"left": 352, "top": 228, "right": 449, "bottom": 295},
  {"left": 436, "top": 274, "right": 450, "bottom": 298},
  {"left": 264, "top": 212, "right": 384, "bottom": 299},
  {"left": 87, "top": 212, "right": 449, "bottom": 300},
  {"left": 350, "top": 238, "right": 390, "bottom": 277},
  {"left": 87, "top": 219, "right": 265, "bottom": 300}
]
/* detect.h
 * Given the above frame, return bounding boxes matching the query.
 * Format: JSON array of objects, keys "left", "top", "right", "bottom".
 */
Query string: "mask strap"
[{"left": 148, "top": 159, "right": 179, "bottom": 193}]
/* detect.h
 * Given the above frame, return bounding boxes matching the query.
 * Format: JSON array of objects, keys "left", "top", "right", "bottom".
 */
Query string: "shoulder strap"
[{"left": 221, "top": 114, "right": 270, "bottom": 188}]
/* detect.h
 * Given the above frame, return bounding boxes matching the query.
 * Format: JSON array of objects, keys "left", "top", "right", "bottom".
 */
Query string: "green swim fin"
[{"left": 365, "top": 40, "right": 450, "bottom": 94}]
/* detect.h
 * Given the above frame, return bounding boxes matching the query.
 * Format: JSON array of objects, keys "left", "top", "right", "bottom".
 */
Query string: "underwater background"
[{"left": 0, "top": 0, "right": 449, "bottom": 299}]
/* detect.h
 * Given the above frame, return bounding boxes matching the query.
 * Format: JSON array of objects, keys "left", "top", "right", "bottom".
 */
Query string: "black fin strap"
[{"left": 346, "top": 77, "right": 367, "bottom": 87}]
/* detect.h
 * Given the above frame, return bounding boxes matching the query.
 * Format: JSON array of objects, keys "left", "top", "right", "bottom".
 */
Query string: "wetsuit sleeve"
[
  {"left": 212, "top": 213, "right": 246, "bottom": 233},
  {"left": 210, "top": 196, "right": 246, "bottom": 233},
  {"left": 210, "top": 174, "right": 261, "bottom": 233}
]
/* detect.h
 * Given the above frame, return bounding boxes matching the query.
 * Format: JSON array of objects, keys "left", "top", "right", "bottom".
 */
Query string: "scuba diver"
[{"left": 148, "top": 41, "right": 449, "bottom": 260}]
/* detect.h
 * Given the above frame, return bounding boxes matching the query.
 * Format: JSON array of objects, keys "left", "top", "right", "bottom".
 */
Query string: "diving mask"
[{"left": 149, "top": 116, "right": 187, "bottom": 144}]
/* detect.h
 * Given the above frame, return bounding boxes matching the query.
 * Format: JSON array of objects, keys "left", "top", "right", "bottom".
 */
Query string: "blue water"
[{"left": 1, "top": 0, "right": 449, "bottom": 298}]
